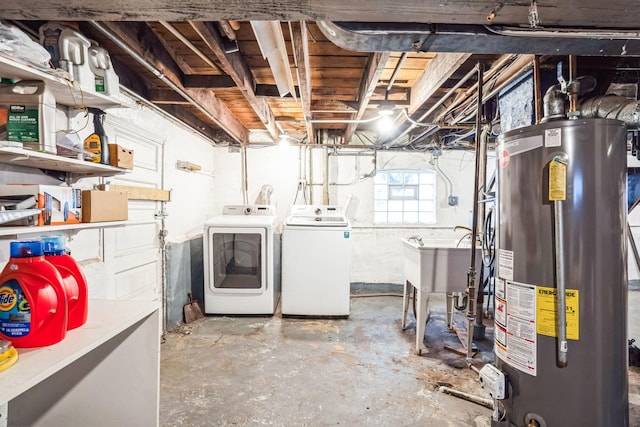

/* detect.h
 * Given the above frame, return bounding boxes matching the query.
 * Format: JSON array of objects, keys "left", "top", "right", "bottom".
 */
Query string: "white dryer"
[
  {"left": 281, "top": 205, "right": 351, "bottom": 317},
  {"left": 203, "top": 205, "right": 281, "bottom": 315}
]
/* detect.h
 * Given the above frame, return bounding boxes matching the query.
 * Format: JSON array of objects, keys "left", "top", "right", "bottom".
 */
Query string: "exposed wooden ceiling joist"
[
  {"left": 343, "top": 52, "right": 391, "bottom": 144},
  {"left": 189, "top": 21, "right": 281, "bottom": 142},
  {"left": 289, "top": 21, "right": 314, "bottom": 144},
  {"left": 409, "top": 53, "right": 472, "bottom": 115},
  {"left": 158, "top": 104, "right": 235, "bottom": 144},
  {"left": 182, "top": 75, "right": 235, "bottom": 88},
  {"left": 92, "top": 21, "right": 249, "bottom": 144}
]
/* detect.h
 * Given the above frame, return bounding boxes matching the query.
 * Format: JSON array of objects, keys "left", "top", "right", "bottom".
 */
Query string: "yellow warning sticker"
[
  {"left": 536, "top": 286, "right": 579, "bottom": 340},
  {"left": 549, "top": 159, "right": 567, "bottom": 201}
]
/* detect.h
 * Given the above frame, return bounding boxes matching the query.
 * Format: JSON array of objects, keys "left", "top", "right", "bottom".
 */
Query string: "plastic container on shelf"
[
  {"left": 0, "top": 80, "right": 57, "bottom": 153},
  {"left": 39, "top": 22, "right": 95, "bottom": 93},
  {"left": 42, "top": 235, "right": 88, "bottom": 330},
  {"left": 0, "top": 240, "right": 67, "bottom": 348},
  {"left": 88, "top": 42, "right": 120, "bottom": 97}
]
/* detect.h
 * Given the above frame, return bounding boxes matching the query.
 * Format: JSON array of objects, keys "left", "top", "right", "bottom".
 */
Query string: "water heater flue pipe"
[
  {"left": 579, "top": 95, "right": 640, "bottom": 129},
  {"left": 541, "top": 84, "right": 566, "bottom": 122}
]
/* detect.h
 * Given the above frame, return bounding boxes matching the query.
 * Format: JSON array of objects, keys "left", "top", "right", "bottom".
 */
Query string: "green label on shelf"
[{"left": 6, "top": 105, "right": 39, "bottom": 142}]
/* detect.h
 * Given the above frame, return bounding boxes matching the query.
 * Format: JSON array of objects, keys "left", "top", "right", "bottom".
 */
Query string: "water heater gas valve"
[{"left": 479, "top": 364, "right": 507, "bottom": 400}]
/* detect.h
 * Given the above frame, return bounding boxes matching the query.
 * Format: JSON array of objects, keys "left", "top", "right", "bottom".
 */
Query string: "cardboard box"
[
  {"left": 0, "top": 184, "right": 81, "bottom": 226},
  {"left": 82, "top": 190, "right": 128, "bottom": 223},
  {"left": 108, "top": 144, "right": 134, "bottom": 169}
]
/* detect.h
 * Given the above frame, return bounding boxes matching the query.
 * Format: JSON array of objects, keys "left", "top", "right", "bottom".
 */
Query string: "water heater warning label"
[
  {"left": 498, "top": 249, "right": 514, "bottom": 281},
  {"left": 495, "top": 281, "right": 537, "bottom": 377},
  {"left": 536, "top": 286, "right": 579, "bottom": 340}
]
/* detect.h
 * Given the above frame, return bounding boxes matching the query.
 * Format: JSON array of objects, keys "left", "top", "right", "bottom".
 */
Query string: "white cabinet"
[{"left": 0, "top": 300, "right": 160, "bottom": 427}]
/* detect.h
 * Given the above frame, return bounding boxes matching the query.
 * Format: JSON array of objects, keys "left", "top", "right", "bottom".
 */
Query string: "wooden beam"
[
  {"left": 156, "top": 104, "right": 234, "bottom": 144},
  {"left": 182, "top": 75, "right": 235, "bottom": 88},
  {"left": 409, "top": 53, "right": 471, "bottom": 115},
  {"left": 289, "top": 21, "right": 314, "bottom": 144},
  {"left": 109, "top": 55, "right": 150, "bottom": 100},
  {"left": 97, "top": 184, "right": 171, "bottom": 201},
  {"left": 96, "top": 21, "right": 248, "bottom": 144},
  {"left": 4, "top": 1, "right": 637, "bottom": 30},
  {"left": 255, "top": 84, "right": 300, "bottom": 98},
  {"left": 189, "top": 21, "right": 280, "bottom": 143},
  {"left": 343, "top": 52, "right": 391, "bottom": 144},
  {"left": 148, "top": 89, "right": 191, "bottom": 104},
  {"left": 147, "top": 22, "right": 202, "bottom": 75},
  {"left": 311, "top": 100, "right": 357, "bottom": 113}
]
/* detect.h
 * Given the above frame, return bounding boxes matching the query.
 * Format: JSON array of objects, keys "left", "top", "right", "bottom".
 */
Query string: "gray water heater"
[{"left": 494, "top": 118, "right": 628, "bottom": 426}]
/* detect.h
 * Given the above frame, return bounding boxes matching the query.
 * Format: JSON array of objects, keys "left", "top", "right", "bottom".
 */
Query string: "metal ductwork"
[
  {"left": 579, "top": 95, "right": 640, "bottom": 129},
  {"left": 318, "top": 21, "right": 640, "bottom": 55},
  {"left": 542, "top": 92, "right": 640, "bottom": 129}
]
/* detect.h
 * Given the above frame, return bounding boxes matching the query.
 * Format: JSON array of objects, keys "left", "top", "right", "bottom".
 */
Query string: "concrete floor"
[{"left": 160, "top": 291, "right": 640, "bottom": 426}]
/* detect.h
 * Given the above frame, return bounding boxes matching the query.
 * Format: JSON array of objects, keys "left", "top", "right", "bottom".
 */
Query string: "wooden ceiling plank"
[
  {"left": 189, "top": 21, "right": 281, "bottom": 143},
  {"left": 159, "top": 21, "right": 224, "bottom": 74},
  {"left": 409, "top": 53, "right": 472, "bottom": 115},
  {"left": 311, "top": 100, "right": 357, "bottom": 113},
  {"left": 343, "top": 52, "right": 391, "bottom": 144},
  {"left": 96, "top": 21, "right": 248, "bottom": 143},
  {"left": 289, "top": 21, "right": 314, "bottom": 144}
]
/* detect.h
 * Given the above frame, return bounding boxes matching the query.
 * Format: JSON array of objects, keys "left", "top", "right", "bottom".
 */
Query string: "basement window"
[{"left": 373, "top": 169, "right": 436, "bottom": 224}]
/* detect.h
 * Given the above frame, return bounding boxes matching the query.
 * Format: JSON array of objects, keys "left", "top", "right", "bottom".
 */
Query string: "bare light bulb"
[
  {"left": 377, "top": 109, "right": 394, "bottom": 134},
  {"left": 279, "top": 132, "right": 291, "bottom": 146}
]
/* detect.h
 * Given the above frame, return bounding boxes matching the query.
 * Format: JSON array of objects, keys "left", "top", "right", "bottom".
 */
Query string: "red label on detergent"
[{"left": 0, "top": 280, "right": 31, "bottom": 338}]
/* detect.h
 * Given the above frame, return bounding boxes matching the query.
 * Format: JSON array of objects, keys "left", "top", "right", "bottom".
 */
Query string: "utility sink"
[{"left": 401, "top": 238, "right": 482, "bottom": 355}]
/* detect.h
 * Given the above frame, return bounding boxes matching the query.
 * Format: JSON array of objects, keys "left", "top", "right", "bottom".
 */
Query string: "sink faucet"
[{"left": 407, "top": 235, "right": 424, "bottom": 246}]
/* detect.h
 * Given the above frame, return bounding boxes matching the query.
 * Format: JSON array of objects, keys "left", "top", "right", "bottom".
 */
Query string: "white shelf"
[
  {"left": 0, "top": 299, "right": 159, "bottom": 404},
  {"left": 0, "top": 53, "right": 123, "bottom": 108},
  {"left": 0, "top": 146, "right": 128, "bottom": 179},
  {"left": 0, "top": 220, "right": 126, "bottom": 237}
]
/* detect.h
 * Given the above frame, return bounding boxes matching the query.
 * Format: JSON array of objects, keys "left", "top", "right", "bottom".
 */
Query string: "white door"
[{"left": 102, "top": 116, "right": 164, "bottom": 303}]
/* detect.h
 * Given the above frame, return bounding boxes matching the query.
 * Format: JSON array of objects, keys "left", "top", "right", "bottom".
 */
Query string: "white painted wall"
[
  {"left": 212, "top": 144, "right": 492, "bottom": 284},
  {"left": 0, "top": 97, "right": 217, "bottom": 301},
  {"left": 212, "top": 144, "right": 301, "bottom": 225}
]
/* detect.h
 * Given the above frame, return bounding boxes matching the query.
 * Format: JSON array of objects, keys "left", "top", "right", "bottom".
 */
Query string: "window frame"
[{"left": 373, "top": 169, "right": 437, "bottom": 225}]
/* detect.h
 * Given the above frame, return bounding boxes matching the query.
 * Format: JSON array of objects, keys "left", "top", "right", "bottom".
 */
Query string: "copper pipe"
[{"left": 569, "top": 55, "right": 578, "bottom": 113}]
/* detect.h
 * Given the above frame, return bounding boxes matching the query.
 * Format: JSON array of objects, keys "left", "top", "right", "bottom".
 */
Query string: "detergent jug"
[
  {"left": 0, "top": 240, "right": 67, "bottom": 348},
  {"left": 88, "top": 42, "right": 120, "bottom": 96},
  {"left": 0, "top": 80, "right": 57, "bottom": 153},
  {"left": 42, "top": 236, "right": 88, "bottom": 330},
  {"left": 39, "top": 22, "right": 95, "bottom": 92}
]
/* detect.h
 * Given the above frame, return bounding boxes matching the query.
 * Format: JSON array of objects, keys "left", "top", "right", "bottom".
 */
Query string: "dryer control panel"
[{"left": 222, "top": 205, "right": 276, "bottom": 216}]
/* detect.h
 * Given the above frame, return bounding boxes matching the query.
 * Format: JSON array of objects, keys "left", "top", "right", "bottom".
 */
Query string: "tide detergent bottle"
[
  {"left": 0, "top": 241, "right": 67, "bottom": 348},
  {"left": 42, "top": 236, "right": 88, "bottom": 330}
]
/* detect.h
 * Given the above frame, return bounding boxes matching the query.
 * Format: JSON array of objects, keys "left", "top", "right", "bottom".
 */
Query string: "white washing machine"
[
  {"left": 203, "top": 205, "right": 281, "bottom": 315},
  {"left": 281, "top": 205, "right": 351, "bottom": 317}
]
